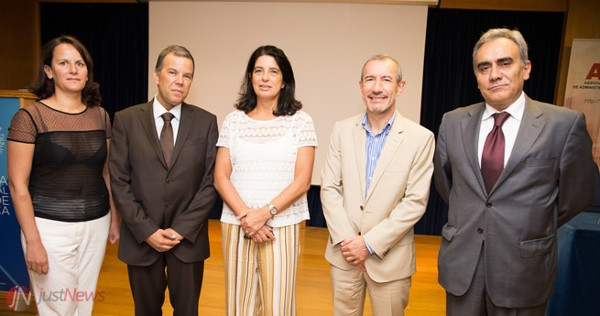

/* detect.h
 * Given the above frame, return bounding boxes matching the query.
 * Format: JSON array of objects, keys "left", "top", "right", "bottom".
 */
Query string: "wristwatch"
[{"left": 267, "top": 203, "right": 278, "bottom": 218}]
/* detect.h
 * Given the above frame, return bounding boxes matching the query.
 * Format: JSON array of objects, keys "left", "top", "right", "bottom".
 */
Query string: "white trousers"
[{"left": 21, "top": 213, "right": 110, "bottom": 316}]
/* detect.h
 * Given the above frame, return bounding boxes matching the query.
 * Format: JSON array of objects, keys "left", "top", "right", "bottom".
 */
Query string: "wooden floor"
[{"left": 7, "top": 220, "right": 446, "bottom": 315}]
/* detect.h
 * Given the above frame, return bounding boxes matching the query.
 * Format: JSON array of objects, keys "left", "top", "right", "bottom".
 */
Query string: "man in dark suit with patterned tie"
[
  {"left": 434, "top": 28, "right": 596, "bottom": 315},
  {"left": 109, "top": 45, "right": 218, "bottom": 316}
]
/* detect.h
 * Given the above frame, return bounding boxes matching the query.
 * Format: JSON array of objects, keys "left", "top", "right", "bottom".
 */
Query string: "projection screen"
[{"left": 149, "top": 1, "right": 429, "bottom": 184}]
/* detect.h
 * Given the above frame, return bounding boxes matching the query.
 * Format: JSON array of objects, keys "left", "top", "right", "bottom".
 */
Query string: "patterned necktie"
[
  {"left": 160, "top": 113, "right": 174, "bottom": 165},
  {"left": 481, "top": 112, "right": 510, "bottom": 193}
]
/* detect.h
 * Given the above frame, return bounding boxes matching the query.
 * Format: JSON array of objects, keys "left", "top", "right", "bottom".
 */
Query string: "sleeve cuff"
[{"left": 364, "top": 238, "right": 374, "bottom": 255}]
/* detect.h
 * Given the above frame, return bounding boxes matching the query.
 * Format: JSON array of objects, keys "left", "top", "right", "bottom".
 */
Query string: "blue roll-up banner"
[{"left": 0, "top": 96, "right": 33, "bottom": 312}]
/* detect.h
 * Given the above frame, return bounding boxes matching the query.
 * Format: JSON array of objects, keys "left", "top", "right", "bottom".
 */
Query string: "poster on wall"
[{"left": 564, "top": 39, "right": 600, "bottom": 168}]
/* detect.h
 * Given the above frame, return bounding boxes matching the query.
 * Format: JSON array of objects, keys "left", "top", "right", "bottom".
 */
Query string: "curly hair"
[
  {"left": 30, "top": 35, "right": 101, "bottom": 107},
  {"left": 235, "top": 45, "right": 302, "bottom": 116}
]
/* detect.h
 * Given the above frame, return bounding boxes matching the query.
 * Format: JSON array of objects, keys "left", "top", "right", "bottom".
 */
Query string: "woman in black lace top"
[{"left": 7, "top": 35, "right": 120, "bottom": 315}]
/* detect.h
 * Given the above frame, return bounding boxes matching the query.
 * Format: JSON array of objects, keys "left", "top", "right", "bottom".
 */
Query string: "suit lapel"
[
  {"left": 462, "top": 103, "right": 487, "bottom": 194},
  {"left": 170, "top": 103, "right": 192, "bottom": 168},
  {"left": 365, "top": 115, "right": 404, "bottom": 202},
  {"left": 494, "top": 98, "right": 545, "bottom": 191},
  {"left": 138, "top": 101, "right": 168, "bottom": 168},
  {"left": 352, "top": 118, "right": 367, "bottom": 200}
]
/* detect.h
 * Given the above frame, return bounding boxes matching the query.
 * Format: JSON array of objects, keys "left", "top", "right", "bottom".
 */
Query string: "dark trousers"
[
  {"left": 446, "top": 246, "right": 546, "bottom": 316},
  {"left": 127, "top": 251, "right": 204, "bottom": 316}
]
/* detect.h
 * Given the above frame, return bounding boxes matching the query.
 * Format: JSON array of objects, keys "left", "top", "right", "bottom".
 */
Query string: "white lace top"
[{"left": 217, "top": 110, "right": 318, "bottom": 227}]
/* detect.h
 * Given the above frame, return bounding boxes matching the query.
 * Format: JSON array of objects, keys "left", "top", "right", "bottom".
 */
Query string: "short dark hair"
[
  {"left": 235, "top": 45, "right": 302, "bottom": 116},
  {"left": 30, "top": 35, "right": 101, "bottom": 107},
  {"left": 155, "top": 45, "right": 195, "bottom": 75}
]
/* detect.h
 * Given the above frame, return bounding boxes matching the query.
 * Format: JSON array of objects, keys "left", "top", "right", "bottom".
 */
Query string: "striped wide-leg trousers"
[{"left": 221, "top": 222, "right": 300, "bottom": 316}]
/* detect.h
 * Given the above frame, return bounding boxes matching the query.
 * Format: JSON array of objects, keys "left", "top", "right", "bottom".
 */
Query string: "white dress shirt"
[
  {"left": 153, "top": 97, "right": 181, "bottom": 145},
  {"left": 477, "top": 92, "right": 526, "bottom": 167}
]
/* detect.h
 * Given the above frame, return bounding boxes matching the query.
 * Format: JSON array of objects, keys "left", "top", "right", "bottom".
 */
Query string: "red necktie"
[
  {"left": 160, "top": 113, "right": 174, "bottom": 165},
  {"left": 481, "top": 112, "right": 510, "bottom": 193}
]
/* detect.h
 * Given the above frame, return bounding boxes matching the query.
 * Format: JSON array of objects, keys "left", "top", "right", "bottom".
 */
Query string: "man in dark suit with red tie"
[
  {"left": 109, "top": 45, "right": 218, "bottom": 316},
  {"left": 434, "top": 28, "right": 596, "bottom": 315}
]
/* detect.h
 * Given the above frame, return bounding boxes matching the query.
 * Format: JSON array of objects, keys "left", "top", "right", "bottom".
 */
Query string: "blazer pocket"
[
  {"left": 519, "top": 234, "right": 555, "bottom": 258},
  {"left": 441, "top": 224, "right": 458, "bottom": 242},
  {"left": 524, "top": 157, "right": 555, "bottom": 168},
  {"left": 182, "top": 138, "right": 207, "bottom": 148}
]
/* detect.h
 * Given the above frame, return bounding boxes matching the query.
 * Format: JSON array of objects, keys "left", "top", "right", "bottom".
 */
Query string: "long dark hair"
[
  {"left": 30, "top": 35, "right": 101, "bottom": 107},
  {"left": 235, "top": 45, "right": 302, "bottom": 116}
]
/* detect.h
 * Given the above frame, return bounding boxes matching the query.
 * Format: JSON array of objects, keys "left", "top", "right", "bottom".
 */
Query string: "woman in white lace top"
[{"left": 215, "top": 45, "right": 317, "bottom": 315}]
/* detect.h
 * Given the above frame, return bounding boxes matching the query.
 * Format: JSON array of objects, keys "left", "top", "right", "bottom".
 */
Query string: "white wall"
[{"left": 149, "top": 1, "right": 429, "bottom": 184}]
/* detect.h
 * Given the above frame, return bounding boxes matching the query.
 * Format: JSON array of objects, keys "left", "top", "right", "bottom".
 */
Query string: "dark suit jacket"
[
  {"left": 434, "top": 97, "right": 596, "bottom": 308},
  {"left": 109, "top": 101, "right": 218, "bottom": 266}
]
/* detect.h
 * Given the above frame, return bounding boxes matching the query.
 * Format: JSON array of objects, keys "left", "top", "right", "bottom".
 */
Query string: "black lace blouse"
[{"left": 8, "top": 102, "right": 111, "bottom": 222}]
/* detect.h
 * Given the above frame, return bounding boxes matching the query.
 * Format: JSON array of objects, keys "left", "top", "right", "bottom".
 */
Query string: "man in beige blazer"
[{"left": 321, "top": 54, "right": 435, "bottom": 316}]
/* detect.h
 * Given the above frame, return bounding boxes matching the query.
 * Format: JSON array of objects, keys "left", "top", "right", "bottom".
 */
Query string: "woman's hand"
[
  {"left": 251, "top": 225, "right": 276, "bottom": 243},
  {"left": 239, "top": 206, "right": 271, "bottom": 237},
  {"left": 25, "top": 240, "right": 49, "bottom": 274},
  {"left": 108, "top": 216, "right": 120, "bottom": 244}
]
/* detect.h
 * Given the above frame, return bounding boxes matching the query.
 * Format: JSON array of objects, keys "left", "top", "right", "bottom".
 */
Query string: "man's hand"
[
  {"left": 164, "top": 228, "right": 184, "bottom": 242},
  {"left": 341, "top": 236, "right": 370, "bottom": 271},
  {"left": 145, "top": 229, "right": 180, "bottom": 252}
]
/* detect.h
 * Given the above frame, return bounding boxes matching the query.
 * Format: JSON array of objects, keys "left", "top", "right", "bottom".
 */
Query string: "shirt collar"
[
  {"left": 153, "top": 96, "right": 182, "bottom": 121},
  {"left": 361, "top": 111, "right": 397, "bottom": 136},
  {"left": 483, "top": 91, "right": 525, "bottom": 122}
]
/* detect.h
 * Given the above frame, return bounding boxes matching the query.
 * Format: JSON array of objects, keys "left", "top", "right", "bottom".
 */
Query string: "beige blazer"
[{"left": 320, "top": 111, "right": 434, "bottom": 282}]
